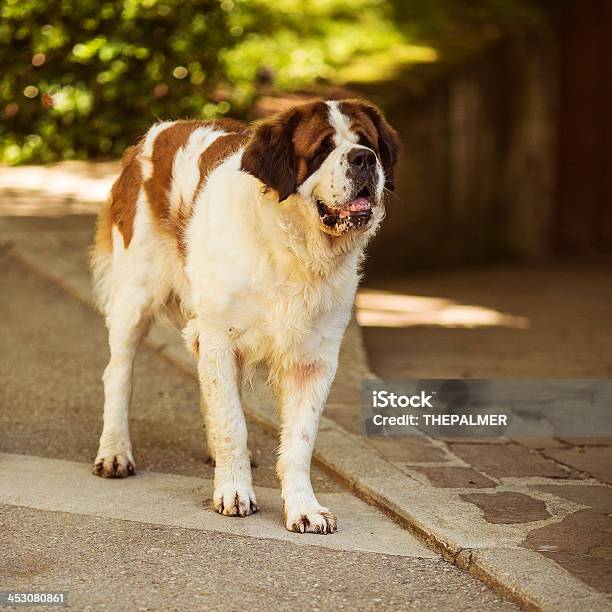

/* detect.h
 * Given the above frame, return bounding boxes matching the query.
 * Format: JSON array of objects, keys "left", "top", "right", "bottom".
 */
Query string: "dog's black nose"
[{"left": 348, "top": 148, "right": 376, "bottom": 171}]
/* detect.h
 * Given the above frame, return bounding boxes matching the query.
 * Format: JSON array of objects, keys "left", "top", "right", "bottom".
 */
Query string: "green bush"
[
  {"left": 0, "top": 0, "right": 548, "bottom": 164},
  {"left": 0, "top": 0, "right": 239, "bottom": 163}
]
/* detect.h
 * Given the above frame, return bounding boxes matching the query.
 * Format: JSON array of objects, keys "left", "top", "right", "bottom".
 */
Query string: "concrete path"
[
  {"left": 0, "top": 250, "right": 514, "bottom": 611},
  {"left": 1, "top": 504, "right": 512, "bottom": 612},
  {"left": 1, "top": 453, "right": 432, "bottom": 558}
]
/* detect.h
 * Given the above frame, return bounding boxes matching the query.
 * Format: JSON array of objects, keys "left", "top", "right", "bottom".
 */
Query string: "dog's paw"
[
  {"left": 93, "top": 452, "right": 135, "bottom": 478},
  {"left": 285, "top": 506, "right": 337, "bottom": 534},
  {"left": 213, "top": 484, "right": 259, "bottom": 517}
]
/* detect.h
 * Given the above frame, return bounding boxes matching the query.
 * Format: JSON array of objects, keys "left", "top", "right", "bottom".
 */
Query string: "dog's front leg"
[
  {"left": 197, "top": 327, "right": 258, "bottom": 516},
  {"left": 277, "top": 359, "right": 338, "bottom": 534}
]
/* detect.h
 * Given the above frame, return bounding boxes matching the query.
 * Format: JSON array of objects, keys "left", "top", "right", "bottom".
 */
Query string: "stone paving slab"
[
  {"left": 411, "top": 466, "right": 497, "bottom": 489},
  {"left": 447, "top": 443, "right": 574, "bottom": 479},
  {"left": 541, "top": 447, "right": 612, "bottom": 485},
  {"left": 460, "top": 492, "right": 551, "bottom": 524},
  {"left": 0, "top": 453, "right": 434, "bottom": 558},
  {"left": 522, "top": 508, "right": 612, "bottom": 595}
]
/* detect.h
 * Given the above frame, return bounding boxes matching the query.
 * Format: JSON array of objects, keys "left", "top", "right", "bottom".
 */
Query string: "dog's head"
[{"left": 241, "top": 99, "right": 399, "bottom": 237}]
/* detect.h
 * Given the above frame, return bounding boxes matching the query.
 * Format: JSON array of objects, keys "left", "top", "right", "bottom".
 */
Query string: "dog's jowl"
[{"left": 91, "top": 99, "right": 399, "bottom": 534}]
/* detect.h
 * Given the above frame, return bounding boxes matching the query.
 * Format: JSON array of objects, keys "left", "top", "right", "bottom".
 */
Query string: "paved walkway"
[
  {"left": 2, "top": 503, "right": 503, "bottom": 611},
  {"left": 358, "top": 265, "right": 612, "bottom": 600},
  {"left": 1, "top": 161, "right": 611, "bottom": 610},
  {"left": 0, "top": 250, "right": 511, "bottom": 611}
]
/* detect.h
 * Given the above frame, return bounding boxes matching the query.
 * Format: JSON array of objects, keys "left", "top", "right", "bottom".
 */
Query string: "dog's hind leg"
[
  {"left": 93, "top": 285, "right": 151, "bottom": 478},
  {"left": 183, "top": 318, "right": 217, "bottom": 465}
]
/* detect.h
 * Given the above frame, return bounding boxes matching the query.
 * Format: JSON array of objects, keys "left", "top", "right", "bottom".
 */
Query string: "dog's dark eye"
[
  {"left": 358, "top": 133, "right": 374, "bottom": 150},
  {"left": 312, "top": 135, "right": 333, "bottom": 161},
  {"left": 306, "top": 135, "right": 334, "bottom": 176}
]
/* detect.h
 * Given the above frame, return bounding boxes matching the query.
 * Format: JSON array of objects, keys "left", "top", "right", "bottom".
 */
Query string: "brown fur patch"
[
  {"left": 101, "top": 144, "right": 143, "bottom": 249},
  {"left": 293, "top": 102, "right": 335, "bottom": 184},
  {"left": 292, "top": 101, "right": 333, "bottom": 157},
  {"left": 241, "top": 100, "right": 332, "bottom": 200},
  {"left": 338, "top": 100, "right": 379, "bottom": 148},
  {"left": 144, "top": 121, "right": 200, "bottom": 224},
  {"left": 286, "top": 361, "right": 322, "bottom": 388},
  {"left": 94, "top": 202, "right": 114, "bottom": 254},
  {"left": 192, "top": 336, "right": 200, "bottom": 357},
  {"left": 210, "top": 118, "right": 249, "bottom": 135},
  {"left": 339, "top": 99, "right": 400, "bottom": 189},
  {"left": 196, "top": 132, "right": 247, "bottom": 196}
]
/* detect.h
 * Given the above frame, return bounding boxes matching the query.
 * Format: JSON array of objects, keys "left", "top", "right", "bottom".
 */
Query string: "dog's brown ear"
[
  {"left": 363, "top": 104, "right": 400, "bottom": 191},
  {"left": 241, "top": 109, "right": 301, "bottom": 202}
]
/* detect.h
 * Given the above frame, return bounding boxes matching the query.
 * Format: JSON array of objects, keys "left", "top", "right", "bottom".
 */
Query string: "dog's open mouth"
[{"left": 316, "top": 186, "right": 373, "bottom": 230}]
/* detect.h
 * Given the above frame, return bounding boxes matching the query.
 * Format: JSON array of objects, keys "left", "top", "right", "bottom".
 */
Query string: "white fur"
[
  {"left": 327, "top": 100, "right": 358, "bottom": 146},
  {"left": 169, "top": 128, "right": 225, "bottom": 218},
  {"left": 93, "top": 104, "right": 386, "bottom": 532},
  {"left": 140, "top": 121, "right": 174, "bottom": 180}
]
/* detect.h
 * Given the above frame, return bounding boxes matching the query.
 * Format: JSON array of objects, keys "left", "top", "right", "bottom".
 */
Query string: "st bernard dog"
[{"left": 91, "top": 99, "right": 399, "bottom": 534}]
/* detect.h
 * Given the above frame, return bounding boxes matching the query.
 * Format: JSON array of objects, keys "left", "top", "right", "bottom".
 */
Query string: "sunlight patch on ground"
[
  {"left": 356, "top": 289, "right": 529, "bottom": 329},
  {"left": 0, "top": 162, "right": 116, "bottom": 216}
]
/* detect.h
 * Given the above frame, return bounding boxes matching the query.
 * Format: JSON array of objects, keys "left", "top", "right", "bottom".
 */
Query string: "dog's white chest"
[{"left": 224, "top": 279, "right": 331, "bottom": 363}]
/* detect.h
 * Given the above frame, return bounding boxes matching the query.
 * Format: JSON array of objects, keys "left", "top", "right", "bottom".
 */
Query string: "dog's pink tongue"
[
  {"left": 347, "top": 197, "right": 372, "bottom": 211},
  {"left": 339, "top": 197, "right": 371, "bottom": 218}
]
